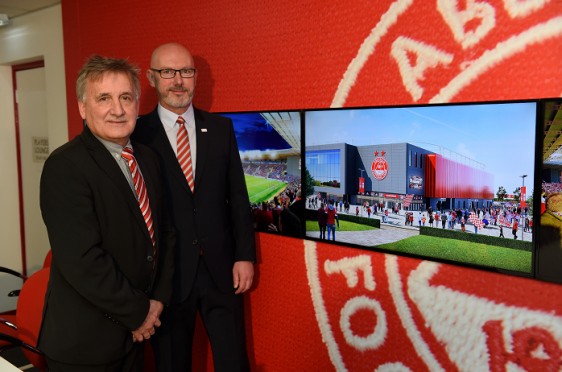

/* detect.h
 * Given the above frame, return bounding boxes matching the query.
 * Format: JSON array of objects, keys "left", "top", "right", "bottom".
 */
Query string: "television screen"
[
  {"left": 219, "top": 111, "right": 303, "bottom": 236},
  {"left": 409, "top": 176, "right": 423, "bottom": 189},
  {"left": 537, "top": 98, "right": 562, "bottom": 282},
  {"left": 305, "top": 101, "right": 537, "bottom": 274}
]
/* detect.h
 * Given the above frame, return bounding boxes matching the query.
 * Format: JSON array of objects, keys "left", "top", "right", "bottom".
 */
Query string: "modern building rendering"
[{"left": 306, "top": 142, "right": 494, "bottom": 211}]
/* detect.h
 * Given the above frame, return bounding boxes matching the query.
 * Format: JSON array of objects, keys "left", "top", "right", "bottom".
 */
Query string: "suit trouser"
[
  {"left": 151, "top": 256, "right": 250, "bottom": 372},
  {"left": 46, "top": 341, "right": 143, "bottom": 372}
]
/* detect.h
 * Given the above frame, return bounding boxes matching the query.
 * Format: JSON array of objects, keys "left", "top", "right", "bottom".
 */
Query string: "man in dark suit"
[
  {"left": 131, "top": 43, "right": 256, "bottom": 372},
  {"left": 38, "top": 55, "right": 175, "bottom": 371}
]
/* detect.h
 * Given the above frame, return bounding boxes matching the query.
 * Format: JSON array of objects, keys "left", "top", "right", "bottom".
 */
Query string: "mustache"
[
  {"left": 167, "top": 86, "right": 189, "bottom": 92},
  {"left": 106, "top": 116, "right": 128, "bottom": 121}
]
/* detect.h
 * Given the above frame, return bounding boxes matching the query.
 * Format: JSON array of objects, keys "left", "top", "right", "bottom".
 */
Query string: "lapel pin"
[{"left": 201, "top": 128, "right": 207, "bottom": 132}]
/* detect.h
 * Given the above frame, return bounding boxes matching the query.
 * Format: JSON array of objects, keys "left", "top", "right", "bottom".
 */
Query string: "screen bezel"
[
  {"left": 214, "top": 109, "right": 306, "bottom": 237},
  {"left": 303, "top": 99, "right": 540, "bottom": 279},
  {"left": 534, "top": 98, "right": 562, "bottom": 284}
]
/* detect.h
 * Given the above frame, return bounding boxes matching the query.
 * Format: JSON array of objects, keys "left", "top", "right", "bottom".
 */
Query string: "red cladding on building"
[{"left": 425, "top": 154, "right": 493, "bottom": 199}]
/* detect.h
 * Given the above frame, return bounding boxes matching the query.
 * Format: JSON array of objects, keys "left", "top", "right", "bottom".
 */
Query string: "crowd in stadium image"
[
  {"left": 243, "top": 161, "right": 300, "bottom": 183},
  {"left": 250, "top": 178, "right": 303, "bottom": 237},
  {"left": 305, "top": 196, "right": 533, "bottom": 243}
]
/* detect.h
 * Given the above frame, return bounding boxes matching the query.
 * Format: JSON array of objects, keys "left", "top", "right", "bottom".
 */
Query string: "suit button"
[
  {"left": 194, "top": 208, "right": 198, "bottom": 213},
  {"left": 147, "top": 256, "right": 153, "bottom": 262},
  {"left": 192, "top": 240, "right": 198, "bottom": 245}
]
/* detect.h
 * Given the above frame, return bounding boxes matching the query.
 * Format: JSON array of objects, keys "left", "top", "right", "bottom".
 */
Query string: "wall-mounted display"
[
  {"left": 409, "top": 175, "right": 423, "bottom": 189},
  {"left": 304, "top": 101, "right": 538, "bottom": 276},
  {"left": 537, "top": 98, "right": 562, "bottom": 283},
  {"left": 219, "top": 111, "right": 303, "bottom": 237}
]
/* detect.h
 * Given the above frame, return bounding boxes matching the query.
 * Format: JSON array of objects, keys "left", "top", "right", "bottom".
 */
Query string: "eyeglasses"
[{"left": 150, "top": 68, "right": 197, "bottom": 79}]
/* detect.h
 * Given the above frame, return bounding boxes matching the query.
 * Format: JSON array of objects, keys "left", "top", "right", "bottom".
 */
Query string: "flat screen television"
[
  {"left": 218, "top": 111, "right": 303, "bottom": 237},
  {"left": 536, "top": 98, "right": 562, "bottom": 283},
  {"left": 304, "top": 100, "right": 539, "bottom": 275}
]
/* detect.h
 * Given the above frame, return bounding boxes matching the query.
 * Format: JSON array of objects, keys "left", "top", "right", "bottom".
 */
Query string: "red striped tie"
[
  {"left": 121, "top": 148, "right": 156, "bottom": 254},
  {"left": 176, "top": 116, "right": 194, "bottom": 192}
]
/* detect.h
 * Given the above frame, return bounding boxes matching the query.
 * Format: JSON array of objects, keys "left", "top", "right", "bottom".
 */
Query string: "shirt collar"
[
  {"left": 92, "top": 132, "right": 131, "bottom": 156},
  {"left": 158, "top": 102, "right": 194, "bottom": 129}
]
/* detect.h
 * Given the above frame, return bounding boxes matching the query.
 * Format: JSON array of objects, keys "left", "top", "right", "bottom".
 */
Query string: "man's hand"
[
  {"left": 131, "top": 299, "right": 164, "bottom": 342},
  {"left": 233, "top": 261, "right": 254, "bottom": 294}
]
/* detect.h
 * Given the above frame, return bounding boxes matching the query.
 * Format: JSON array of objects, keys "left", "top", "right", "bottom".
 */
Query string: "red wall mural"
[{"left": 60, "top": 0, "right": 562, "bottom": 370}]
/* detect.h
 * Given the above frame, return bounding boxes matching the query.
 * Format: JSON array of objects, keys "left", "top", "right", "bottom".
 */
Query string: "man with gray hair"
[{"left": 38, "top": 55, "right": 175, "bottom": 371}]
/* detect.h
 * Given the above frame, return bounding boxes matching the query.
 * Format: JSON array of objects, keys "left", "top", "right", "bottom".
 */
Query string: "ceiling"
[{"left": 0, "top": 0, "right": 60, "bottom": 18}]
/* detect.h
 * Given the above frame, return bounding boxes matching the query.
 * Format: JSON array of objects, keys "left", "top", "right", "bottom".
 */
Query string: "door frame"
[{"left": 12, "top": 60, "right": 45, "bottom": 276}]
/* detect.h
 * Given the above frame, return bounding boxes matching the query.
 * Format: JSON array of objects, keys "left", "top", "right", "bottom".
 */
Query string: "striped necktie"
[
  {"left": 176, "top": 116, "right": 194, "bottom": 192},
  {"left": 121, "top": 148, "right": 156, "bottom": 253}
]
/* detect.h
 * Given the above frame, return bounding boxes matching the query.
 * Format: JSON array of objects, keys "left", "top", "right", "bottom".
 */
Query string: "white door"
[{"left": 16, "top": 67, "right": 51, "bottom": 275}]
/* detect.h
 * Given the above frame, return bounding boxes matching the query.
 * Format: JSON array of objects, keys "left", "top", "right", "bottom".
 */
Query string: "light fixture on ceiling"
[{"left": 0, "top": 14, "right": 10, "bottom": 27}]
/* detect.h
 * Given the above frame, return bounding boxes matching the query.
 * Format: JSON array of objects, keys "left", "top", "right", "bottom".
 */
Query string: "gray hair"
[{"left": 76, "top": 55, "right": 141, "bottom": 102}]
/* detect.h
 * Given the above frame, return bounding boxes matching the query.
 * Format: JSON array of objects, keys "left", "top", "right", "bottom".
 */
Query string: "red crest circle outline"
[{"left": 372, "top": 156, "right": 388, "bottom": 180}]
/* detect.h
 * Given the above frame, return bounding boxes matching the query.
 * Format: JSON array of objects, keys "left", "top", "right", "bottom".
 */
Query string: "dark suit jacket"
[
  {"left": 131, "top": 106, "right": 255, "bottom": 304},
  {"left": 38, "top": 125, "right": 175, "bottom": 364}
]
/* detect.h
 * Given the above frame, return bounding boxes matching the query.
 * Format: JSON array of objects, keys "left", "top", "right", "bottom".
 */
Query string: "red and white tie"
[
  {"left": 121, "top": 148, "right": 156, "bottom": 252},
  {"left": 176, "top": 116, "right": 194, "bottom": 192}
]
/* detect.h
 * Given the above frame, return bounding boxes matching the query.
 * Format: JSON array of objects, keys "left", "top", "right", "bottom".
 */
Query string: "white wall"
[
  {"left": 0, "top": 4, "right": 67, "bottom": 312},
  {"left": 0, "top": 65, "right": 22, "bottom": 313}
]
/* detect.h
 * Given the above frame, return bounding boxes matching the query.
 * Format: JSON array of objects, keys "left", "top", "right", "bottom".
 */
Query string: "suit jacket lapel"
[
  {"left": 146, "top": 108, "right": 193, "bottom": 195},
  {"left": 193, "top": 107, "right": 209, "bottom": 193},
  {"left": 81, "top": 126, "right": 151, "bottom": 243}
]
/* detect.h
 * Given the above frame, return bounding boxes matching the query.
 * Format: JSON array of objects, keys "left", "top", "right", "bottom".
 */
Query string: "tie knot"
[
  {"left": 121, "top": 147, "right": 134, "bottom": 161},
  {"left": 176, "top": 116, "right": 185, "bottom": 125}
]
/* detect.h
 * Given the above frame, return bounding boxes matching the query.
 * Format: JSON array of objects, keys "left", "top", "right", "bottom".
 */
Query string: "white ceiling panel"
[{"left": 0, "top": 1, "right": 59, "bottom": 18}]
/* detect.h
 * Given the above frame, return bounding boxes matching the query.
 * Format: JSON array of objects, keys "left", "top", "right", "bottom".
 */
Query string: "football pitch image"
[{"left": 245, "top": 175, "right": 287, "bottom": 203}]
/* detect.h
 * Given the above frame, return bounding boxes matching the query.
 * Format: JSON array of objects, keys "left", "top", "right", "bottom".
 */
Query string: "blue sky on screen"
[
  {"left": 221, "top": 112, "right": 291, "bottom": 152},
  {"left": 305, "top": 102, "right": 537, "bottom": 194}
]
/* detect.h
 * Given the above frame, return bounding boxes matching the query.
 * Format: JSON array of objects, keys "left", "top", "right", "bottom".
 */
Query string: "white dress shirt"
[
  {"left": 158, "top": 103, "right": 197, "bottom": 179},
  {"left": 92, "top": 133, "right": 137, "bottom": 199}
]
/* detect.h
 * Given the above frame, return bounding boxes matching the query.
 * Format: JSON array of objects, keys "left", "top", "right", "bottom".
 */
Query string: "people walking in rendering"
[
  {"left": 318, "top": 203, "right": 327, "bottom": 239},
  {"left": 326, "top": 200, "right": 339, "bottom": 241}
]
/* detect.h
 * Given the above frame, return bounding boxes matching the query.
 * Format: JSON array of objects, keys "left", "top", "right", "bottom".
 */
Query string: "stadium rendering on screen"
[
  {"left": 305, "top": 101, "right": 537, "bottom": 274},
  {"left": 220, "top": 111, "right": 303, "bottom": 236}
]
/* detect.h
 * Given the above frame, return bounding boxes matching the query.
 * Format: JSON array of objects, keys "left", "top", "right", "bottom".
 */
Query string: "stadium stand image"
[{"left": 220, "top": 111, "right": 303, "bottom": 234}]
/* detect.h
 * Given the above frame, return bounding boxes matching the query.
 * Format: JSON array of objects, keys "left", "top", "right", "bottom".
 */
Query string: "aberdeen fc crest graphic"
[
  {"left": 304, "top": 241, "right": 562, "bottom": 372},
  {"left": 330, "top": 0, "right": 562, "bottom": 107},
  {"left": 372, "top": 157, "right": 388, "bottom": 180}
]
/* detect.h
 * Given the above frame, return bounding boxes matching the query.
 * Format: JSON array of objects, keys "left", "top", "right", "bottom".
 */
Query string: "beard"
[{"left": 158, "top": 84, "right": 195, "bottom": 109}]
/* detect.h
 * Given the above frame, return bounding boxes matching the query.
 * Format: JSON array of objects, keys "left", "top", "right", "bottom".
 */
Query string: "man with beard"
[{"left": 132, "top": 43, "right": 255, "bottom": 371}]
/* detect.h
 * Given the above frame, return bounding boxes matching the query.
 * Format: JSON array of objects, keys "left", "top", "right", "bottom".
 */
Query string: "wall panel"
[{"left": 60, "top": 0, "right": 562, "bottom": 370}]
